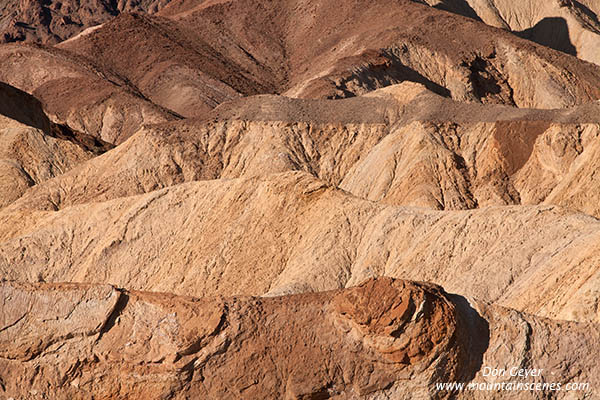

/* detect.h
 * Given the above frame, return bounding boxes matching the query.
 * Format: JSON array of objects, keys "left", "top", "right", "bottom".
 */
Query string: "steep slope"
[
  {"left": 57, "top": 13, "right": 273, "bottom": 118},
  {"left": 420, "top": 0, "right": 600, "bottom": 65},
  {"left": 0, "top": 116, "right": 93, "bottom": 208},
  {"left": 0, "top": 0, "right": 174, "bottom": 44},
  {"left": 1, "top": 278, "right": 598, "bottom": 399},
  {"left": 2, "top": 1, "right": 600, "bottom": 398},
  {"left": 10, "top": 83, "right": 600, "bottom": 219},
  {"left": 339, "top": 88, "right": 600, "bottom": 214},
  {"left": 0, "top": 43, "right": 178, "bottom": 144},
  {"left": 52, "top": 0, "right": 600, "bottom": 110},
  {"left": 5, "top": 90, "right": 401, "bottom": 211},
  {"left": 1, "top": 171, "right": 600, "bottom": 323},
  {"left": 0, "top": 82, "right": 97, "bottom": 207}
]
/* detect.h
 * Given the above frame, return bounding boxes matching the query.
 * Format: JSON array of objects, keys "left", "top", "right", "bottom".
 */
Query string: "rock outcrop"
[
  {"left": 0, "top": 0, "right": 173, "bottom": 44},
  {"left": 1, "top": 278, "right": 598, "bottom": 399},
  {"left": 56, "top": 0, "right": 600, "bottom": 110},
  {"left": 1, "top": 0, "right": 600, "bottom": 398},
  {"left": 0, "top": 171, "right": 599, "bottom": 324},
  {"left": 0, "top": 44, "right": 178, "bottom": 144},
  {"left": 8, "top": 84, "right": 600, "bottom": 216},
  {"left": 420, "top": 0, "right": 600, "bottom": 66},
  {"left": 0, "top": 82, "right": 96, "bottom": 207}
]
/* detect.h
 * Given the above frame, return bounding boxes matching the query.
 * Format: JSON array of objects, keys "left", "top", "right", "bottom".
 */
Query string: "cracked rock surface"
[
  {"left": 1, "top": 278, "right": 598, "bottom": 399},
  {"left": 1, "top": 0, "right": 600, "bottom": 398}
]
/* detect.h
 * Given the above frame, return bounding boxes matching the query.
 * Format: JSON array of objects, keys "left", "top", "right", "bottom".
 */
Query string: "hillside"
[{"left": 1, "top": 0, "right": 600, "bottom": 398}]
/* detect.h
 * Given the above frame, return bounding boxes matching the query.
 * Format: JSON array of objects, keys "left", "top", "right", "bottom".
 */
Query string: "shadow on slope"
[
  {"left": 0, "top": 80, "right": 51, "bottom": 131},
  {"left": 307, "top": 50, "right": 452, "bottom": 99},
  {"left": 0, "top": 81, "right": 113, "bottom": 155},
  {"left": 517, "top": 17, "right": 578, "bottom": 57},
  {"left": 448, "top": 293, "right": 490, "bottom": 384},
  {"left": 433, "top": 0, "right": 482, "bottom": 22},
  {"left": 572, "top": 0, "right": 600, "bottom": 33}
]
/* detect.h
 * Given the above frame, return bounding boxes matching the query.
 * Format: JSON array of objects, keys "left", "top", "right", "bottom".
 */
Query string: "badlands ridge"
[{"left": 1, "top": 0, "right": 600, "bottom": 398}]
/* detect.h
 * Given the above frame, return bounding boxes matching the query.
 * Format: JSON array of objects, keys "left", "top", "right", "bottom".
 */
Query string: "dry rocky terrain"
[{"left": 1, "top": 0, "right": 600, "bottom": 399}]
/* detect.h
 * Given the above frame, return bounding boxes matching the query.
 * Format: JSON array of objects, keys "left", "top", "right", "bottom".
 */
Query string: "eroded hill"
[
  {"left": 1, "top": 0, "right": 600, "bottom": 399},
  {"left": 1, "top": 278, "right": 598, "bottom": 399}
]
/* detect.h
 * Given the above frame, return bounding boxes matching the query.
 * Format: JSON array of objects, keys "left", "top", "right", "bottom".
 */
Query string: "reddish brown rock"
[
  {"left": 421, "top": 0, "right": 600, "bottom": 66},
  {"left": 1, "top": 1, "right": 600, "bottom": 398},
  {"left": 0, "top": 0, "right": 173, "bottom": 44},
  {"left": 1, "top": 278, "right": 598, "bottom": 399},
  {"left": 0, "top": 81, "right": 97, "bottom": 207},
  {"left": 0, "top": 278, "right": 473, "bottom": 399},
  {"left": 0, "top": 44, "right": 178, "bottom": 145}
]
